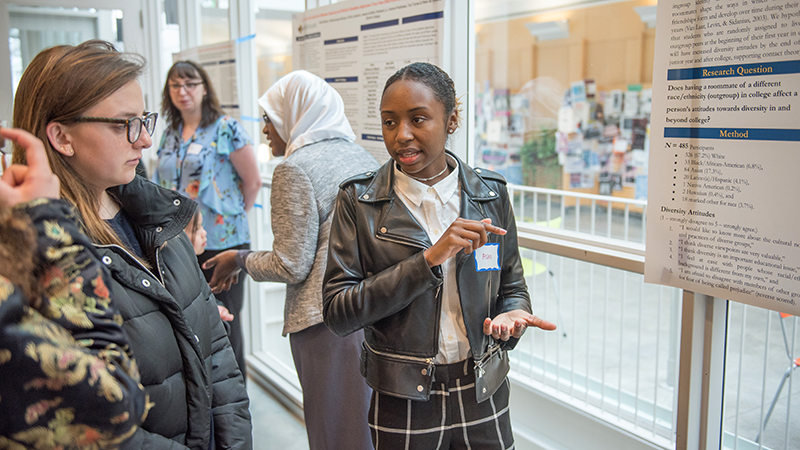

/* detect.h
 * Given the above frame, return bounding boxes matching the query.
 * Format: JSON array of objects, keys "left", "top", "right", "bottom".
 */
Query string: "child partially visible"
[
  {"left": 185, "top": 210, "right": 208, "bottom": 255},
  {"left": 186, "top": 211, "right": 234, "bottom": 322}
]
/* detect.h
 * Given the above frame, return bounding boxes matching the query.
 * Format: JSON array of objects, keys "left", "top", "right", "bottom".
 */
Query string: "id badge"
[
  {"left": 475, "top": 243, "right": 500, "bottom": 272},
  {"left": 187, "top": 143, "right": 204, "bottom": 155}
]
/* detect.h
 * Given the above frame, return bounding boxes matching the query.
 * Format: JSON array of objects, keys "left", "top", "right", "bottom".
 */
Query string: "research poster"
[
  {"left": 645, "top": 0, "right": 800, "bottom": 314},
  {"left": 292, "top": 0, "right": 445, "bottom": 161},
  {"left": 174, "top": 41, "right": 241, "bottom": 120}
]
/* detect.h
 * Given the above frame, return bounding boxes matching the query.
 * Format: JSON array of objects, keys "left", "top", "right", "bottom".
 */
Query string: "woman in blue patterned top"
[{"left": 155, "top": 60, "right": 261, "bottom": 380}]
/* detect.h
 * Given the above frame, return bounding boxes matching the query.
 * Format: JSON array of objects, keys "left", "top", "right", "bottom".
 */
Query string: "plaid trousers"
[{"left": 368, "top": 358, "right": 514, "bottom": 450}]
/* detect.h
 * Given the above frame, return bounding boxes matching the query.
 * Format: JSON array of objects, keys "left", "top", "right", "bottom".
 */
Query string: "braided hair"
[{"left": 382, "top": 62, "right": 462, "bottom": 126}]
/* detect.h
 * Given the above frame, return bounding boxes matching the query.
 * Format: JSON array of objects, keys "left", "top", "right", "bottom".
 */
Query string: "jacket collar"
[
  {"left": 393, "top": 155, "right": 460, "bottom": 209},
  {"left": 111, "top": 175, "right": 198, "bottom": 246},
  {"left": 362, "top": 151, "right": 499, "bottom": 250},
  {"left": 358, "top": 150, "right": 500, "bottom": 204}
]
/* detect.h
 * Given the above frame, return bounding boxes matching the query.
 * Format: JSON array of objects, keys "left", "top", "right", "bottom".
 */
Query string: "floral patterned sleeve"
[
  {"left": 215, "top": 116, "right": 253, "bottom": 156},
  {"left": 0, "top": 199, "right": 150, "bottom": 449}
]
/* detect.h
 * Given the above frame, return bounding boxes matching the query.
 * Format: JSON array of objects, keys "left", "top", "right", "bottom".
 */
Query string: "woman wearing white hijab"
[{"left": 204, "top": 70, "right": 378, "bottom": 450}]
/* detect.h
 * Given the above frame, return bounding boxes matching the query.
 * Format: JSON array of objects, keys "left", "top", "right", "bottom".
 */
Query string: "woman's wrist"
[
  {"left": 235, "top": 250, "right": 251, "bottom": 271},
  {"left": 423, "top": 248, "right": 436, "bottom": 268}
]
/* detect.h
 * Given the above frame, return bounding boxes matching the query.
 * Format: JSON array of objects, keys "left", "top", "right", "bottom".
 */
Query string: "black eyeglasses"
[
  {"left": 262, "top": 113, "right": 271, "bottom": 126},
  {"left": 72, "top": 112, "right": 158, "bottom": 144},
  {"left": 169, "top": 81, "right": 204, "bottom": 92}
]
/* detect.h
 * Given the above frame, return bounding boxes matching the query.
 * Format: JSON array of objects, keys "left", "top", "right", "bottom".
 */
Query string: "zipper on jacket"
[
  {"left": 364, "top": 340, "right": 434, "bottom": 368},
  {"left": 375, "top": 233, "right": 429, "bottom": 250},
  {"left": 375, "top": 233, "right": 444, "bottom": 356},
  {"left": 154, "top": 246, "right": 166, "bottom": 285},
  {"left": 433, "top": 284, "right": 442, "bottom": 350},
  {"left": 475, "top": 341, "right": 502, "bottom": 378},
  {"left": 95, "top": 243, "right": 165, "bottom": 287},
  {"left": 487, "top": 277, "right": 492, "bottom": 318}
]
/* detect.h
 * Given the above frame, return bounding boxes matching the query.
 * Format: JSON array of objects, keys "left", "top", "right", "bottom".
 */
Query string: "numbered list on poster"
[{"left": 645, "top": 0, "right": 800, "bottom": 313}]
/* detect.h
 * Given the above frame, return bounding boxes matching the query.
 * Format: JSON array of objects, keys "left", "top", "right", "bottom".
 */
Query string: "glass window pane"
[
  {"left": 249, "top": 178, "right": 300, "bottom": 390},
  {"left": 254, "top": 8, "right": 297, "bottom": 164},
  {"left": 476, "top": 3, "right": 672, "bottom": 447},
  {"left": 512, "top": 244, "right": 680, "bottom": 447},
  {"left": 9, "top": 5, "right": 123, "bottom": 97},
  {"left": 160, "top": 0, "right": 181, "bottom": 78},
  {"left": 249, "top": 6, "right": 300, "bottom": 388},
  {"left": 723, "top": 303, "right": 800, "bottom": 450},
  {"left": 201, "top": 1, "right": 230, "bottom": 46},
  {"left": 474, "top": 0, "right": 654, "bottom": 205}
]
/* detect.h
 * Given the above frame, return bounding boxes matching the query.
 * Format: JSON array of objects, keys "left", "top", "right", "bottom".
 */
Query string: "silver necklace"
[{"left": 403, "top": 164, "right": 450, "bottom": 182}]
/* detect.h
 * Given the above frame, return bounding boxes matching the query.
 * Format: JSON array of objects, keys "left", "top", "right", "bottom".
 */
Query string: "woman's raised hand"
[
  {"left": 423, "top": 218, "right": 506, "bottom": 268},
  {"left": 483, "top": 310, "right": 557, "bottom": 341},
  {"left": 0, "top": 127, "right": 59, "bottom": 207},
  {"left": 202, "top": 250, "right": 241, "bottom": 294}
]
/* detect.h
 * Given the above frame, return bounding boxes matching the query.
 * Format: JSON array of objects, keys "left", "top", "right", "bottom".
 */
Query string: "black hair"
[{"left": 382, "top": 62, "right": 461, "bottom": 124}]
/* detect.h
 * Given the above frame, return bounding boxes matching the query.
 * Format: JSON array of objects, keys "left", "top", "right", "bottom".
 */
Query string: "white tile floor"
[{"left": 247, "top": 380, "right": 309, "bottom": 450}]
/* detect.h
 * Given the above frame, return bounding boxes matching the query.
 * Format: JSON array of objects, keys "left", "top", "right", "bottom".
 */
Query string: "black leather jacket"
[{"left": 323, "top": 152, "right": 531, "bottom": 401}]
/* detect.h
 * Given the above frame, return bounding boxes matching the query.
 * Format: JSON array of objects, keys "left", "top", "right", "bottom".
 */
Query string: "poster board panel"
[
  {"left": 645, "top": 0, "right": 800, "bottom": 314},
  {"left": 292, "top": 0, "right": 445, "bottom": 162}
]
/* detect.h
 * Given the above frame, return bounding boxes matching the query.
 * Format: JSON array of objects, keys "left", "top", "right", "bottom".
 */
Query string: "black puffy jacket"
[
  {"left": 323, "top": 151, "right": 531, "bottom": 402},
  {"left": 93, "top": 176, "right": 251, "bottom": 449}
]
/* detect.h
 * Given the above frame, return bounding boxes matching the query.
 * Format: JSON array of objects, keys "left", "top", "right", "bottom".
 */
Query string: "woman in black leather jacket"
[{"left": 323, "top": 62, "right": 556, "bottom": 449}]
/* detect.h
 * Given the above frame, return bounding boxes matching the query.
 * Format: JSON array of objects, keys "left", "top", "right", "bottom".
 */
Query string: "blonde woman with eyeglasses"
[
  {"left": 12, "top": 40, "right": 252, "bottom": 449},
  {"left": 154, "top": 61, "right": 260, "bottom": 382}
]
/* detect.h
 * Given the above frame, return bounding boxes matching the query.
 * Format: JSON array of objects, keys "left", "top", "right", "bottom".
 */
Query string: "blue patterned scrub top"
[{"left": 155, "top": 115, "right": 253, "bottom": 250}]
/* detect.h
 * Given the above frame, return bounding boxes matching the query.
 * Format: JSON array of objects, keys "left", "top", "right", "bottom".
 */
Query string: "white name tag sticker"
[
  {"left": 187, "top": 143, "right": 204, "bottom": 155},
  {"left": 475, "top": 243, "right": 500, "bottom": 272}
]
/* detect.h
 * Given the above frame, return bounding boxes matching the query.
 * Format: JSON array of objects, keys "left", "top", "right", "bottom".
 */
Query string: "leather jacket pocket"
[
  {"left": 362, "top": 341, "right": 435, "bottom": 401},
  {"left": 474, "top": 342, "right": 510, "bottom": 403}
]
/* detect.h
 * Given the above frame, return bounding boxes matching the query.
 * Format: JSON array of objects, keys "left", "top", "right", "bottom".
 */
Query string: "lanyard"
[{"left": 174, "top": 123, "right": 195, "bottom": 191}]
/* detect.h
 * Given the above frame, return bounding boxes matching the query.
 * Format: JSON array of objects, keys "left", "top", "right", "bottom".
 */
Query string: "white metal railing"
[
  {"left": 506, "top": 185, "right": 799, "bottom": 450},
  {"left": 507, "top": 186, "right": 680, "bottom": 446},
  {"left": 507, "top": 183, "right": 648, "bottom": 244},
  {"left": 510, "top": 240, "right": 681, "bottom": 449}
]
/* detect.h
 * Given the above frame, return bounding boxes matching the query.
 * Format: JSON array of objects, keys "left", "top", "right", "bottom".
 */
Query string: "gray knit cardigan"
[{"left": 243, "top": 138, "right": 379, "bottom": 335}]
